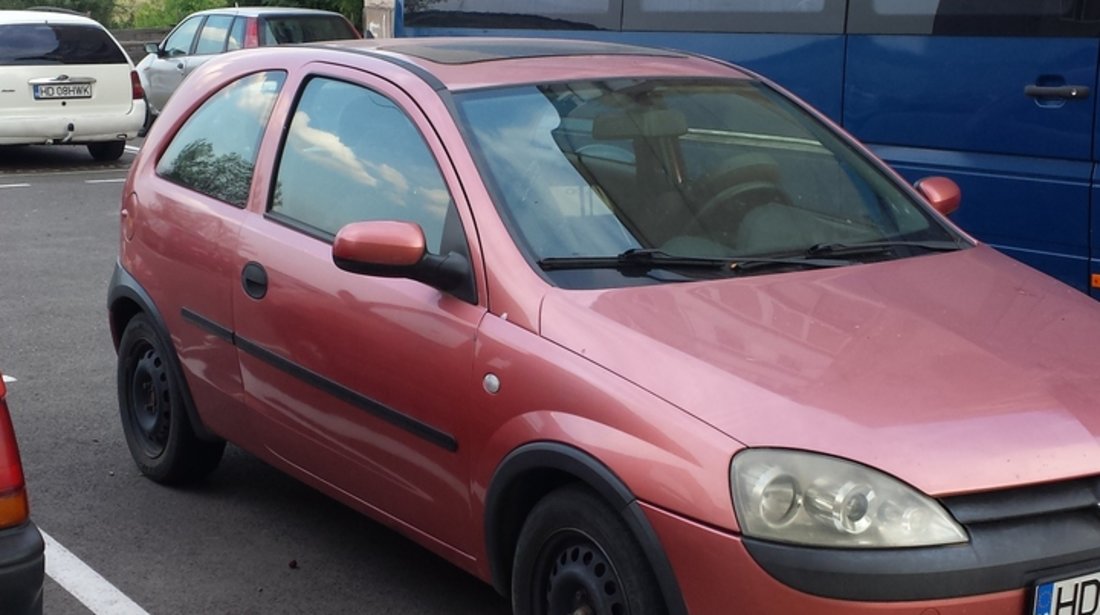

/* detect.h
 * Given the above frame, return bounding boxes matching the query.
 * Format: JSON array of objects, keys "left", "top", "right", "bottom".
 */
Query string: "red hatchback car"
[{"left": 109, "top": 38, "right": 1100, "bottom": 615}]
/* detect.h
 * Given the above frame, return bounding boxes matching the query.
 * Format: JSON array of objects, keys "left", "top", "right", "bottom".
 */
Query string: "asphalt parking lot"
[{"left": 0, "top": 143, "right": 511, "bottom": 614}]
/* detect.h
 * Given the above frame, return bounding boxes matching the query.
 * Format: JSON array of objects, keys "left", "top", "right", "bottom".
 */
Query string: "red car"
[
  {"left": 110, "top": 38, "right": 1100, "bottom": 615},
  {"left": 0, "top": 373, "right": 44, "bottom": 615}
]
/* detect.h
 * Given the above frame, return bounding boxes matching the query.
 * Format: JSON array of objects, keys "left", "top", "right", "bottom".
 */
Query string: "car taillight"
[
  {"left": 245, "top": 18, "right": 259, "bottom": 47},
  {"left": 0, "top": 377, "right": 30, "bottom": 529},
  {"left": 130, "top": 70, "right": 144, "bottom": 101}
]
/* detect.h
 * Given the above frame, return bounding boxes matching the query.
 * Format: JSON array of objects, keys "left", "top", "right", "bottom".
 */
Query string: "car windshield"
[
  {"left": 0, "top": 24, "right": 127, "bottom": 65},
  {"left": 454, "top": 78, "right": 966, "bottom": 289}
]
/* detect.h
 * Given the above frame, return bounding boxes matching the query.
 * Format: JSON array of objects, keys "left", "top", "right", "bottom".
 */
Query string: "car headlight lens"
[{"left": 731, "top": 449, "right": 968, "bottom": 548}]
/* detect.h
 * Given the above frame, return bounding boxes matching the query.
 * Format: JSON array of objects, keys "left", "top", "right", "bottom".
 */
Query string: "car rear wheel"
[
  {"left": 512, "top": 485, "right": 667, "bottom": 615},
  {"left": 117, "top": 314, "right": 224, "bottom": 483},
  {"left": 87, "top": 140, "right": 125, "bottom": 161}
]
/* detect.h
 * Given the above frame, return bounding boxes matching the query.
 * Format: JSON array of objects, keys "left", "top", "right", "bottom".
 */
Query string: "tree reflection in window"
[
  {"left": 157, "top": 70, "right": 286, "bottom": 207},
  {"left": 161, "top": 139, "right": 254, "bottom": 207}
]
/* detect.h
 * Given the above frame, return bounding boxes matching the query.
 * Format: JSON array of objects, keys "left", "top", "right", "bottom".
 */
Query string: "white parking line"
[
  {"left": 1, "top": 375, "right": 14, "bottom": 384},
  {"left": 0, "top": 183, "right": 30, "bottom": 189},
  {"left": 41, "top": 530, "right": 150, "bottom": 615},
  {"left": 85, "top": 178, "right": 126, "bottom": 184}
]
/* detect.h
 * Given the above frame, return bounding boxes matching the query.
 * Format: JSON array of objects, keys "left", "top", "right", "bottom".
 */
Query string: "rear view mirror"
[
  {"left": 915, "top": 176, "right": 961, "bottom": 216},
  {"left": 332, "top": 220, "right": 469, "bottom": 293}
]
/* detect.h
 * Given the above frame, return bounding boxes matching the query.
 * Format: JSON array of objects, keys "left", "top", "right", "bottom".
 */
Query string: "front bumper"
[
  {"left": 643, "top": 501, "right": 1026, "bottom": 614},
  {"left": 0, "top": 521, "right": 45, "bottom": 615},
  {"left": 0, "top": 103, "right": 146, "bottom": 145},
  {"left": 643, "top": 473, "right": 1100, "bottom": 613}
]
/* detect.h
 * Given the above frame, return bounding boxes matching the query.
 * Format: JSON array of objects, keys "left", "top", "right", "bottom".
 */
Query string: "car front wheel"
[
  {"left": 512, "top": 485, "right": 667, "bottom": 615},
  {"left": 117, "top": 314, "right": 224, "bottom": 483},
  {"left": 87, "top": 140, "right": 125, "bottom": 161}
]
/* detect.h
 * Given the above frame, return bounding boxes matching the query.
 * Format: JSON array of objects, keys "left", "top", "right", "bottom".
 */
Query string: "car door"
[
  {"left": 232, "top": 65, "right": 485, "bottom": 553},
  {"left": 144, "top": 14, "right": 233, "bottom": 114},
  {"left": 142, "top": 15, "right": 201, "bottom": 112},
  {"left": 128, "top": 69, "right": 286, "bottom": 439},
  {"left": 844, "top": 0, "right": 1100, "bottom": 293}
]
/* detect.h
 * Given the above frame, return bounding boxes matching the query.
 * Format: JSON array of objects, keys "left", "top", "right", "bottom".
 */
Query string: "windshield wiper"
[
  {"left": 539, "top": 248, "right": 732, "bottom": 272},
  {"left": 805, "top": 240, "right": 963, "bottom": 258},
  {"left": 538, "top": 248, "right": 849, "bottom": 275}
]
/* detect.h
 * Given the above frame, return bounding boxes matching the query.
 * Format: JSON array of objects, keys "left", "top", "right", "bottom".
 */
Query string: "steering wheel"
[{"left": 691, "top": 179, "right": 794, "bottom": 241}]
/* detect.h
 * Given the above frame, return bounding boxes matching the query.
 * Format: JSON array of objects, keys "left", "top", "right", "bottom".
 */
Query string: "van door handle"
[
  {"left": 1025, "top": 85, "right": 1090, "bottom": 100},
  {"left": 241, "top": 262, "right": 268, "bottom": 299}
]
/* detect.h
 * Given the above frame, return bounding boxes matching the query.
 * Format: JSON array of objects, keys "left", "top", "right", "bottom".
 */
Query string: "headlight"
[{"left": 730, "top": 449, "right": 968, "bottom": 548}]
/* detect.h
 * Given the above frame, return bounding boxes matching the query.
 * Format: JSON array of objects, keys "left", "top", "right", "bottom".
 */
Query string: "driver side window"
[
  {"left": 269, "top": 77, "right": 453, "bottom": 253},
  {"left": 163, "top": 16, "right": 201, "bottom": 56}
]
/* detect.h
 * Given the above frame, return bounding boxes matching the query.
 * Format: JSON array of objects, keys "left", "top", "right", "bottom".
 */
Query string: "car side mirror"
[
  {"left": 332, "top": 220, "right": 469, "bottom": 292},
  {"left": 144, "top": 42, "right": 162, "bottom": 57},
  {"left": 915, "top": 176, "right": 961, "bottom": 216}
]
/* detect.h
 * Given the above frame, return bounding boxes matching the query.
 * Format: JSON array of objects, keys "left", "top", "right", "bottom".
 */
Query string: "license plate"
[
  {"left": 1034, "top": 571, "right": 1100, "bottom": 615},
  {"left": 33, "top": 83, "right": 92, "bottom": 99}
]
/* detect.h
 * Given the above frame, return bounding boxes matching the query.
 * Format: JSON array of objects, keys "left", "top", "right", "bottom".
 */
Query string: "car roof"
[
  {"left": 307, "top": 37, "right": 749, "bottom": 92},
  {"left": 190, "top": 6, "right": 349, "bottom": 18},
  {"left": 0, "top": 9, "right": 104, "bottom": 26}
]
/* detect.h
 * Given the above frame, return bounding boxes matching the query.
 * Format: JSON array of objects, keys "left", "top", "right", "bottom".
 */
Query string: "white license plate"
[
  {"left": 1034, "top": 571, "right": 1100, "bottom": 615},
  {"left": 33, "top": 83, "right": 92, "bottom": 99}
]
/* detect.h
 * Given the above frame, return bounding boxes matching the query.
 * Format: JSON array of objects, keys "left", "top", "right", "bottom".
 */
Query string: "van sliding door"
[{"left": 845, "top": 0, "right": 1100, "bottom": 293}]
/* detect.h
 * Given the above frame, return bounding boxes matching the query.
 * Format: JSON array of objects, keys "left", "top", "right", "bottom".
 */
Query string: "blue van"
[{"left": 399, "top": 0, "right": 1100, "bottom": 297}]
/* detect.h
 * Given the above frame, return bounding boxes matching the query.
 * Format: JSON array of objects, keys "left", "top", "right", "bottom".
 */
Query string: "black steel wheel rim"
[
  {"left": 126, "top": 342, "right": 171, "bottom": 458},
  {"left": 535, "top": 529, "right": 628, "bottom": 615}
]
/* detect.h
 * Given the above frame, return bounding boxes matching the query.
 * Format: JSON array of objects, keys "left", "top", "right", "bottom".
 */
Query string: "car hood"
[{"left": 539, "top": 246, "right": 1100, "bottom": 496}]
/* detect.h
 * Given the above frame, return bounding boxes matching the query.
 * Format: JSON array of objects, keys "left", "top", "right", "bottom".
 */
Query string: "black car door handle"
[
  {"left": 241, "top": 262, "right": 268, "bottom": 299},
  {"left": 1025, "top": 84, "right": 1090, "bottom": 100}
]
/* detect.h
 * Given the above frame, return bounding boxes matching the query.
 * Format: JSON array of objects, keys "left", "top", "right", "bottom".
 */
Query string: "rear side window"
[
  {"left": 156, "top": 71, "right": 286, "bottom": 207},
  {"left": 259, "top": 16, "right": 358, "bottom": 45},
  {"left": 0, "top": 24, "right": 127, "bottom": 65},
  {"left": 194, "top": 14, "right": 234, "bottom": 55}
]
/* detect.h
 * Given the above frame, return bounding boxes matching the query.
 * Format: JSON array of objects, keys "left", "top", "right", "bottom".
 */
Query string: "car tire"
[
  {"left": 511, "top": 484, "right": 667, "bottom": 615},
  {"left": 87, "top": 140, "right": 125, "bottom": 161},
  {"left": 117, "top": 314, "right": 225, "bottom": 484}
]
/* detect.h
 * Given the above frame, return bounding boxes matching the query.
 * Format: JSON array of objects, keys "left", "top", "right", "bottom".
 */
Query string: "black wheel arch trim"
[
  {"left": 484, "top": 441, "right": 688, "bottom": 615},
  {"left": 108, "top": 262, "right": 220, "bottom": 442}
]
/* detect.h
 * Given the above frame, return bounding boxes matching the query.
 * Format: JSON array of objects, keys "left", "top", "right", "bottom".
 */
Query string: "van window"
[
  {"left": 403, "top": 0, "right": 621, "bottom": 30},
  {"left": 623, "top": 0, "right": 845, "bottom": 33},
  {"left": 848, "top": 0, "right": 1100, "bottom": 36}
]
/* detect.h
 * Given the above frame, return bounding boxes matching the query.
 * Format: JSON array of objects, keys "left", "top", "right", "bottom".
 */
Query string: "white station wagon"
[{"left": 0, "top": 10, "right": 146, "bottom": 161}]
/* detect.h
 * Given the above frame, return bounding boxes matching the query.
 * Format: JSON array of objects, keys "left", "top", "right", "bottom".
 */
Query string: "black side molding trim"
[
  {"left": 180, "top": 308, "right": 234, "bottom": 343},
  {"left": 234, "top": 335, "right": 458, "bottom": 452},
  {"left": 179, "top": 307, "right": 458, "bottom": 453}
]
